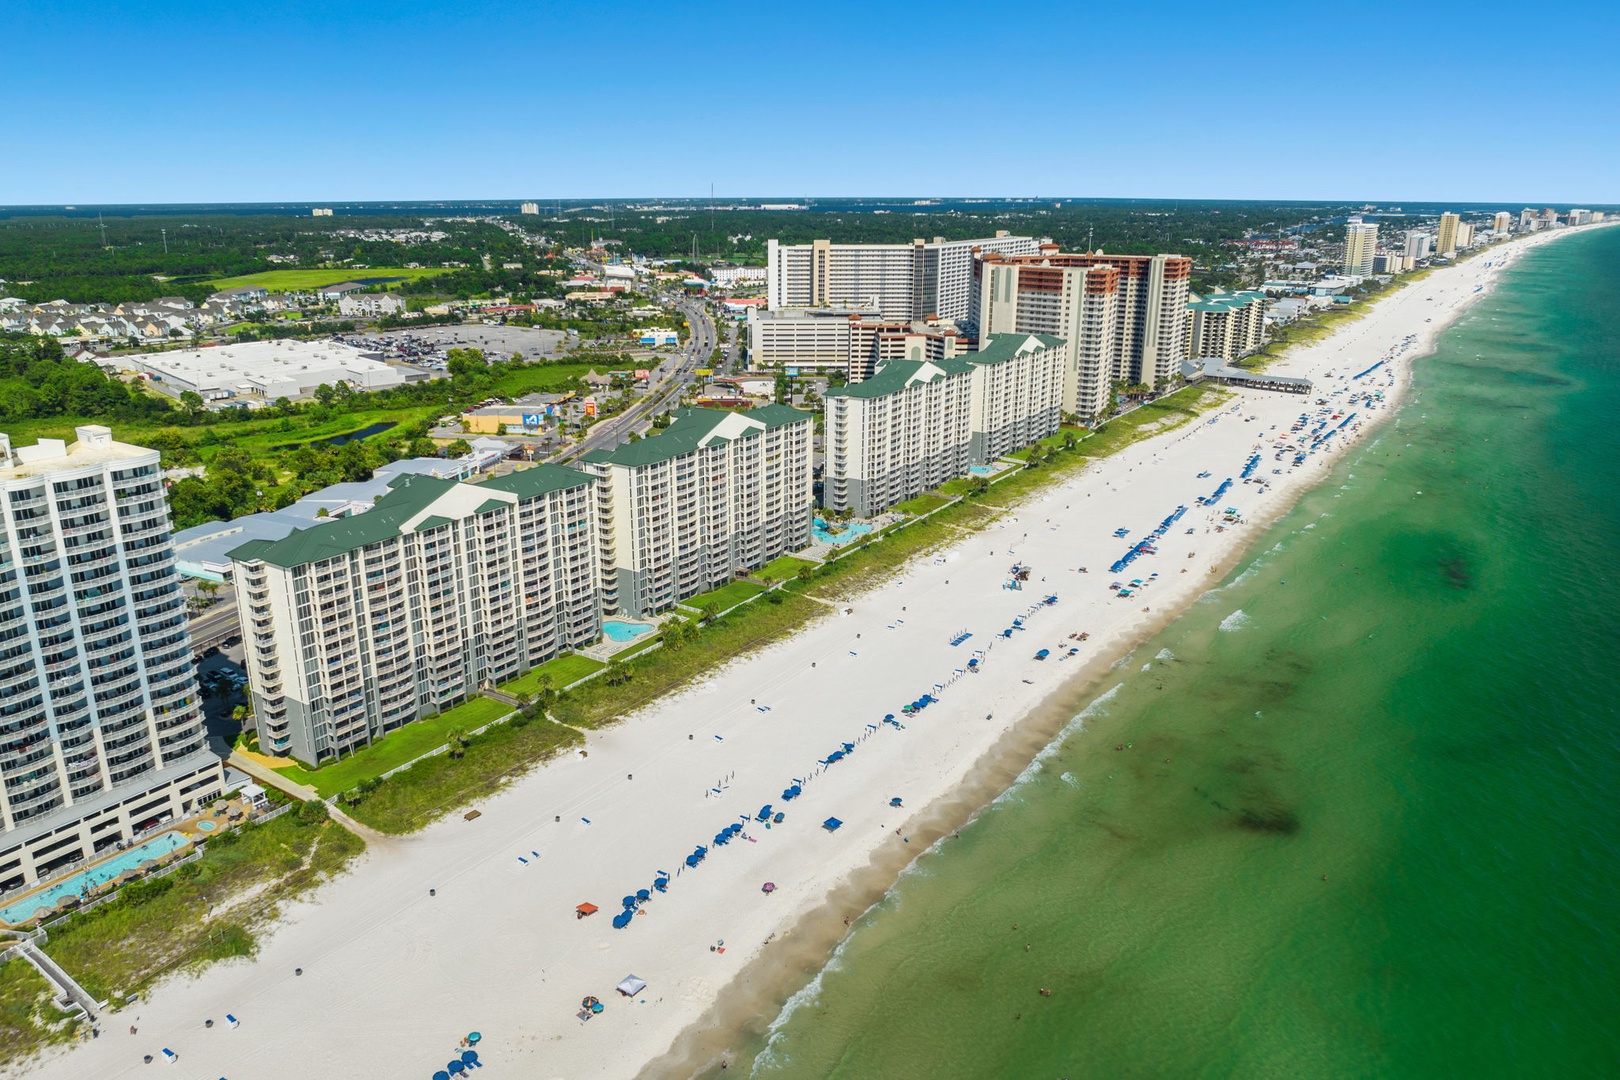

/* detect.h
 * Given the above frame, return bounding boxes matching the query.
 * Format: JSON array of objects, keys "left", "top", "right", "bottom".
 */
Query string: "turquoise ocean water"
[{"left": 742, "top": 227, "right": 1620, "bottom": 1079}]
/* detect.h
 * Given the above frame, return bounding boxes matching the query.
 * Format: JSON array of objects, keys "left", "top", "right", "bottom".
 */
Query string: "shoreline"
[
  {"left": 630, "top": 225, "right": 1593, "bottom": 1077},
  {"left": 17, "top": 225, "right": 1597, "bottom": 1080}
]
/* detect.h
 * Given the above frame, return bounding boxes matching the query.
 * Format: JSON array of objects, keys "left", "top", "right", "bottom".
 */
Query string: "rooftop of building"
[
  {"left": 1186, "top": 288, "right": 1268, "bottom": 313},
  {"left": 0, "top": 425, "right": 154, "bottom": 480},
  {"left": 826, "top": 358, "right": 972, "bottom": 400},
  {"left": 969, "top": 333, "right": 1065, "bottom": 365},
  {"left": 582, "top": 405, "right": 810, "bottom": 468},
  {"left": 205, "top": 459, "right": 594, "bottom": 571}
]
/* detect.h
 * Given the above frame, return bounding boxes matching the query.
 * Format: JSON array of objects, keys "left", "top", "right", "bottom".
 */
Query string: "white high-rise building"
[
  {"left": 1185, "top": 289, "right": 1268, "bottom": 362},
  {"left": 1405, "top": 231, "right": 1434, "bottom": 260},
  {"left": 767, "top": 233, "right": 1042, "bottom": 322},
  {"left": 583, "top": 407, "right": 814, "bottom": 618},
  {"left": 230, "top": 467, "right": 602, "bottom": 766},
  {"left": 821, "top": 333, "right": 1067, "bottom": 517},
  {"left": 0, "top": 426, "right": 223, "bottom": 889},
  {"left": 1343, "top": 221, "right": 1379, "bottom": 275},
  {"left": 520, "top": 202, "right": 540, "bottom": 215},
  {"left": 823, "top": 359, "right": 975, "bottom": 518}
]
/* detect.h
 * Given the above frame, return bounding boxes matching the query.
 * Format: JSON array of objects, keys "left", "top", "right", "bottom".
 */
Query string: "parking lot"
[{"left": 358, "top": 324, "right": 568, "bottom": 365}]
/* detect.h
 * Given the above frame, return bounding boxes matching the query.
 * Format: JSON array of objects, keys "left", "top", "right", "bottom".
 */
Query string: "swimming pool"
[
  {"left": 970, "top": 465, "right": 995, "bottom": 476},
  {"left": 603, "top": 620, "right": 653, "bottom": 643},
  {"left": 812, "top": 519, "right": 874, "bottom": 545},
  {"left": 0, "top": 831, "right": 187, "bottom": 924}
]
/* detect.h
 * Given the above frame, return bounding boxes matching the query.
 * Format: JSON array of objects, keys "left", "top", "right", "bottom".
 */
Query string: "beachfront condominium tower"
[
  {"left": 1405, "top": 231, "right": 1434, "bottom": 261},
  {"left": 766, "top": 233, "right": 1043, "bottom": 323},
  {"left": 822, "top": 333, "right": 1066, "bottom": 517},
  {"left": 1493, "top": 211, "right": 1514, "bottom": 233},
  {"left": 229, "top": 467, "right": 601, "bottom": 765},
  {"left": 974, "top": 253, "right": 1119, "bottom": 423},
  {"left": 583, "top": 406, "right": 814, "bottom": 619},
  {"left": 1185, "top": 289, "right": 1269, "bottom": 363},
  {"left": 1437, "top": 213, "right": 1461, "bottom": 256},
  {"left": 0, "top": 426, "right": 224, "bottom": 890},
  {"left": 1343, "top": 221, "right": 1379, "bottom": 275},
  {"left": 973, "top": 248, "right": 1192, "bottom": 396}
]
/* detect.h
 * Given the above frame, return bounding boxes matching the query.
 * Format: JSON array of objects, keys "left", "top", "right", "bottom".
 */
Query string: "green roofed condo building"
[
  {"left": 824, "top": 333, "right": 1066, "bottom": 517},
  {"left": 0, "top": 427, "right": 223, "bottom": 889},
  {"left": 1185, "top": 288, "right": 1268, "bottom": 363},
  {"left": 582, "top": 406, "right": 813, "bottom": 618},
  {"left": 229, "top": 466, "right": 600, "bottom": 765}
]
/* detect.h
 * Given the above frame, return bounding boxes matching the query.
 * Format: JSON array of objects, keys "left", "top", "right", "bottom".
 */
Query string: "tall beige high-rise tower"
[
  {"left": 1437, "top": 213, "right": 1461, "bottom": 256},
  {"left": 1343, "top": 221, "right": 1379, "bottom": 275}
]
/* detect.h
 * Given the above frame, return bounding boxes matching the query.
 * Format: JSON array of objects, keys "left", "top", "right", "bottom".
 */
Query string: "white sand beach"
[{"left": 17, "top": 227, "right": 1587, "bottom": 1080}]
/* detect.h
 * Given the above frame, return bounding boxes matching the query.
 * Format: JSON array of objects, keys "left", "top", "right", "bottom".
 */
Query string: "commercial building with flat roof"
[
  {"left": 229, "top": 466, "right": 600, "bottom": 765},
  {"left": 582, "top": 406, "right": 813, "bottom": 618},
  {"left": 767, "top": 233, "right": 1042, "bottom": 322},
  {"left": 0, "top": 426, "right": 223, "bottom": 890},
  {"left": 134, "top": 339, "right": 422, "bottom": 401}
]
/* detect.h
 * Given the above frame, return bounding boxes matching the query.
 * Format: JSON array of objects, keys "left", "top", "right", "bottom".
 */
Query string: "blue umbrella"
[
  {"left": 448, "top": 1061, "right": 466, "bottom": 1075},
  {"left": 612, "top": 910, "right": 632, "bottom": 929},
  {"left": 434, "top": 1072, "right": 450, "bottom": 1080},
  {"left": 461, "top": 1050, "right": 480, "bottom": 1064},
  {"left": 654, "top": 877, "right": 669, "bottom": 891},
  {"left": 623, "top": 895, "right": 636, "bottom": 908},
  {"left": 636, "top": 889, "right": 650, "bottom": 902}
]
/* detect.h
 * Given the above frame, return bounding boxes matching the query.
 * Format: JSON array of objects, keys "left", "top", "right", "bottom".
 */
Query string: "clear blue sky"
[{"left": 7, "top": 0, "right": 1616, "bottom": 205}]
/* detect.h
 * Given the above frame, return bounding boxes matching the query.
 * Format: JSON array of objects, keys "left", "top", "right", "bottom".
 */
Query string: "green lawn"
[
  {"left": 42, "top": 813, "right": 364, "bottom": 1006},
  {"left": 894, "top": 492, "right": 952, "bottom": 515},
  {"left": 684, "top": 579, "right": 764, "bottom": 613},
  {"left": 276, "top": 697, "right": 513, "bottom": 798},
  {"left": 501, "top": 653, "right": 605, "bottom": 696},
  {"left": 206, "top": 267, "right": 450, "bottom": 292},
  {"left": 753, "top": 554, "right": 815, "bottom": 583}
]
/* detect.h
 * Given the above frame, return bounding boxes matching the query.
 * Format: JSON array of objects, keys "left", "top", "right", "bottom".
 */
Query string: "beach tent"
[
  {"left": 576, "top": 902, "right": 599, "bottom": 918},
  {"left": 823, "top": 817, "right": 844, "bottom": 832},
  {"left": 616, "top": 975, "right": 648, "bottom": 997}
]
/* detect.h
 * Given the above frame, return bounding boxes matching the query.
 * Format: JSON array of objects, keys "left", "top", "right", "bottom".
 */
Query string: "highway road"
[
  {"left": 551, "top": 288, "right": 717, "bottom": 463},
  {"left": 187, "top": 597, "right": 242, "bottom": 652}
]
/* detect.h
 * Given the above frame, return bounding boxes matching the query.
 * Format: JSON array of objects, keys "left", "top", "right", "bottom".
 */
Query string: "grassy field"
[
  {"left": 893, "top": 492, "right": 953, "bottom": 515},
  {"left": 754, "top": 554, "right": 815, "bottom": 583},
  {"left": 276, "top": 697, "right": 512, "bottom": 798},
  {"left": 342, "top": 715, "right": 583, "bottom": 834},
  {"left": 500, "top": 653, "right": 605, "bottom": 696},
  {"left": 42, "top": 813, "right": 364, "bottom": 1006},
  {"left": 205, "top": 267, "right": 450, "bottom": 292},
  {"left": 0, "top": 959, "right": 78, "bottom": 1063},
  {"left": 684, "top": 579, "right": 764, "bottom": 613}
]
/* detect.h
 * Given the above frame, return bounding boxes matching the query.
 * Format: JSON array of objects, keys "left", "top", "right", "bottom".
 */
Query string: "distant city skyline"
[{"left": 6, "top": 0, "right": 1617, "bottom": 205}]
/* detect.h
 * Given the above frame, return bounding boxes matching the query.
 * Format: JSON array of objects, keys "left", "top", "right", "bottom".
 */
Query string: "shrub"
[{"left": 297, "top": 799, "right": 330, "bottom": 826}]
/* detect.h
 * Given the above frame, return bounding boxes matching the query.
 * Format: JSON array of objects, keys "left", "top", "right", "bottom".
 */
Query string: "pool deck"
[{"left": 0, "top": 798, "right": 251, "bottom": 928}]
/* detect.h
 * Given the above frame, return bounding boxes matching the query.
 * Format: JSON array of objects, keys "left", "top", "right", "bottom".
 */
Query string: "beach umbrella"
[
  {"left": 762, "top": 882, "right": 776, "bottom": 894},
  {"left": 612, "top": 911, "right": 632, "bottom": 929},
  {"left": 448, "top": 1060, "right": 466, "bottom": 1075},
  {"left": 890, "top": 797, "right": 903, "bottom": 807},
  {"left": 636, "top": 889, "right": 650, "bottom": 902},
  {"left": 461, "top": 1050, "right": 479, "bottom": 1064},
  {"left": 466, "top": 1033, "right": 481, "bottom": 1045},
  {"left": 623, "top": 896, "right": 637, "bottom": 909},
  {"left": 434, "top": 1072, "right": 450, "bottom": 1080},
  {"left": 575, "top": 902, "right": 599, "bottom": 917},
  {"left": 653, "top": 877, "right": 669, "bottom": 892}
]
